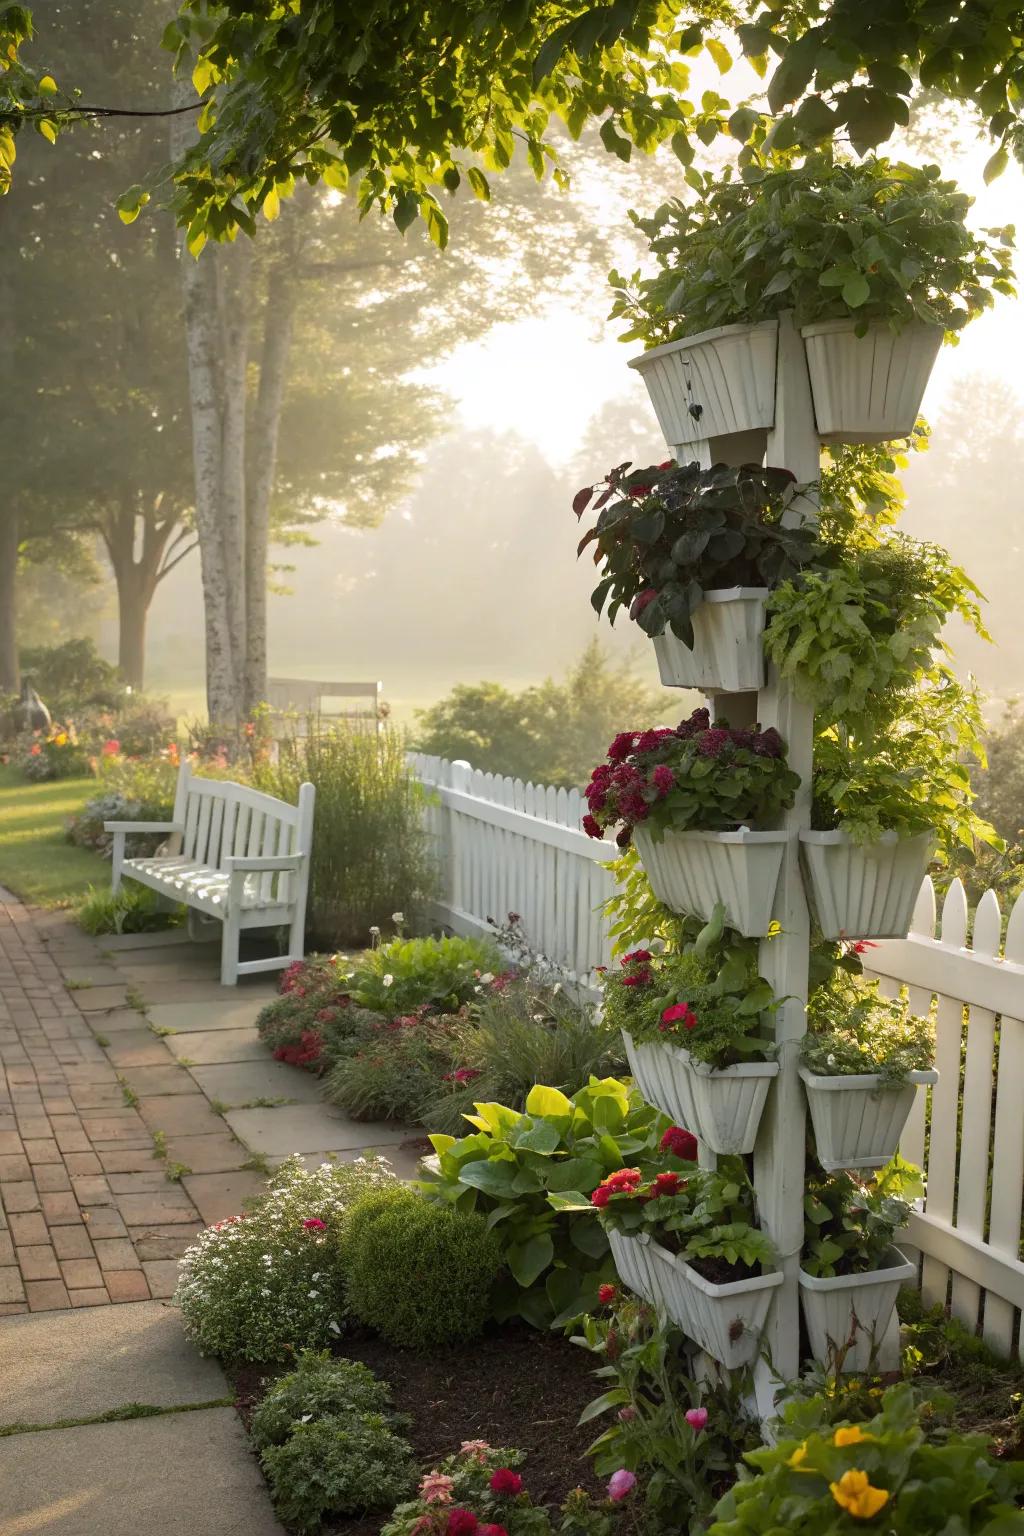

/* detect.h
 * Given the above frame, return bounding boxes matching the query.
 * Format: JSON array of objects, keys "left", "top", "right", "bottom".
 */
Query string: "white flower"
[
  {"left": 328, "top": 1320, "right": 341, "bottom": 1335},
  {"left": 382, "top": 974, "right": 394, "bottom": 987},
  {"left": 308, "top": 1290, "right": 319, "bottom": 1299},
  {"left": 533, "top": 1014, "right": 544, "bottom": 1022},
  {"left": 300, "top": 1413, "right": 313, "bottom": 1423},
  {"left": 479, "top": 973, "right": 494, "bottom": 985},
  {"left": 369, "top": 925, "right": 381, "bottom": 937},
  {"left": 392, "top": 912, "right": 405, "bottom": 923}
]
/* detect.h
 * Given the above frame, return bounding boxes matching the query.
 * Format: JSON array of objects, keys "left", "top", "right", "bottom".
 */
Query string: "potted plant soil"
[
  {"left": 602, "top": 922, "right": 778, "bottom": 1155},
  {"left": 589, "top": 1160, "right": 782, "bottom": 1369},
  {"left": 799, "top": 974, "right": 936, "bottom": 1172},
  {"left": 582, "top": 710, "right": 798, "bottom": 936},
  {"left": 610, "top": 155, "right": 1013, "bottom": 446},
  {"left": 799, "top": 1159, "right": 922, "bottom": 1371},
  {"left": 575, "top": 460, "right": 818, "bottom": 693}
]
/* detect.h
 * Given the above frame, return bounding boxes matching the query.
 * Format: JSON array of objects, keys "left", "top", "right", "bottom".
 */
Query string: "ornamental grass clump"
[
  {"left": 583, "top": 709, "right": 798, "bottom": 848},
  {"left": 708, "top": 1381, "right": 1024, "bottom": 1535},
  {"left": 249, "top": 1350, "right": 396, "bottom": 1452},
  {"left": 341, "top": 1189, "right": 502, "bottom": 1349},
  {"left": 174, "top": 1154, "right": 397, "bottom": 1361},
  {"left": 803, "top": 972, "right": 934, "bottom": 1086}
]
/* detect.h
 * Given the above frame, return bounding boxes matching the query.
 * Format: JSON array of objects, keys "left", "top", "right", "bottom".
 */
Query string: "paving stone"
[
  {"left": 97, "top": 1146, "right": 162, "bottom": 1174},
  {"left": 113, "top": 1187, "right": 199, "bottom": 1226},
  {"left": 181, "top": 1170, "right": 267, "bottom": 1224},
  {"left": 0, "top": 1233, "right": 13, "bottom": 1264},
  {"left": 0, "top": 1407, "right": 286, "bottom": 1535},
  {"left": 0, "top": 1154, "right": 31, "bottom": 1182},
  {"left": 137, "top": 1094, "right": 228, "bottom": 1137},
  {"left": 70, "top": 1175, "right": 113, "bottom": 1205},
  {"left": 147, "top": 997, "right": 271, "bottom": 1034},
  {"left": 81, "top": 1111, "right": 147, "bottom": 1142},
  {"left": 76, "top": 984, "right": 132, "bottom": 1010},
  {"left": 34, "top": 1163, "right": 72, "bottom": 1192},
  {"left": 141, "top": 1258, "right": 180, "bottom": 1298},
  {"left": 127, "top": 1224, "right": 203, "bottom": 1260},
  {"left": 189, "top": 1059, "right": 323, "bottom": 1106},
  {"left": 40, "top": 1190, "right": 83, "bottom": 1225},
  {"left": 51, "top": 1226, "right": 94, "bottom": 1260},
  {"left": 94, "top": 1008, "right": 155, "bottom": 1033},
  {"left": 64, "top": 1150, "right": 103, "bottom": 1175},
  {"left": 0, "top": 1132, "right": 23, "bottom": 1155},
  {"left": 121, "top": 1064, "right": 201, "bottom": 1097},
  {"left": 225, "top": 1102, "right": 411, "bottom": 1155},
  {"left": 23, "top": 1136, "right": 62, "bottom": 1164},
  {"left": 59, "top": 1256, "right": 104, "bottom": 1289},
  {"left": 0, "top": 1301, "right": 29, "bottom": 1314},
  {"left": 162, "top": 1132, "right": 248, "bottom": 1175},
  {"left": 105, "top": 1032, "right": 178, "bottom": 1068},
  {"left": 103, "top": 929, "right": 194, "bottom": 951},
  {"left": 70, "top": 1287, "right": 109, "bottom": 1306},
  {"left": 69, "top": 1083, "right": 128, "bottom": 1109},
  {"left": 94, "top": 1238, "right": 142, "bottom": 1272},
  {"left": 8, "top": 1211, "right": 47, "bottom": 1246},
  {"left": 60, "top": 966, "right": 128, "bottom": 987},
  {"left": 0, "top": 1299, "right": 228, "bottom": 1420},
  {"left": 104, "top": 1269, "right": 151, "bottom": 1302},
  {"left": 16, "top": 1244, "right": 60, "bottom": 1281},
  {"left": 137, "top": 977, "right": 276, "bottom": 1007},
  {"left": 25, "top": 1278, "right": 71, "bottom": 1310},
  {"left": 15, "top": 1114, "right": 51, "bottom": 1138},
  {"left": 109, "top": 1171, "right": 171, "bottom": 1193},
  {"left": 81, "top": 1206, "right": 128, "bottom": 1239},
  {"left": 0, "top": 1266, "right": 26, "bottom": 1302}
]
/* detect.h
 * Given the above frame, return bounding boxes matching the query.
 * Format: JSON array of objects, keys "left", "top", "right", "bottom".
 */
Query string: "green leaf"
[
  {"left": 599, "top": 117, "right": 632, "bottom": 162},
  {"left": 422, "top": 199, "right": 449, "bottom": 248},
  {"left": 842, "top": 272, "right": 871, "bottom": 308},
  {"left": 392, "top": 190, "right": 419, "bottom": 233},
  {"left": 525, "top": 1085, "right": 573, "bottom": 1120},
  {"left": 507, "top": 1232, "right": 555, "bottom": 1288},
  {"left": 466, "top": 166, "right": 490, "bottom": 201},
  {"left": 705, "top": 38, "right": 731, "bottom": 73},
  {"left": 578, "top": 1388, "right": 631, "bottom": 1424},
  {"left": 766, "top": 29, "right": 822, "bottom": 113},
  {"left": 984, "top": 146, "right": 1009, "bottom": 184}
]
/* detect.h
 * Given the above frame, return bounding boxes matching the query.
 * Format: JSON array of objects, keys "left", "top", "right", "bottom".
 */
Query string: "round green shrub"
[
  {"left": 260, "top": 1414, "right": 416, "bottom": 1533},
  {"left": 249, "top": 1350, "right": 394, "bottom": 1451},
  {"left": 174, "top": 1155, "right": 397, "bottom": 1361},
  {"left": 343, "top": 1193, "right": 502, "bottom": 1348}
]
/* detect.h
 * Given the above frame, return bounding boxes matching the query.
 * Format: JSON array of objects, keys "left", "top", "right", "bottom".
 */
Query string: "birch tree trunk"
[{"left": 217, "top": 238, "right": 253, "bottom": 688}]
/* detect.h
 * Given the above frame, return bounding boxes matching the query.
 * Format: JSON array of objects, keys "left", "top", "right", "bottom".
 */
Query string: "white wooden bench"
[{"left": 105, "top": 762, "right": 316, "bottom": 986}]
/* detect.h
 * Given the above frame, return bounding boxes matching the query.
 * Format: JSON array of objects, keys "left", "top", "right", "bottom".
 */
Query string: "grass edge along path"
[{"left": 0, "top": 764, "right": 106, "bottom": 907}]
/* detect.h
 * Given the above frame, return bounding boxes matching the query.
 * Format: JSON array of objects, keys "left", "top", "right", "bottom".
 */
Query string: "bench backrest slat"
[{"left": 172, "top": 769, "right": 307, "bottom": 880}]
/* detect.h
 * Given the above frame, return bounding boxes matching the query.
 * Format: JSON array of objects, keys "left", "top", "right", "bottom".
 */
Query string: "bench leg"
[
  {"left": 220, "top": 912, "right": 241, "bottom": 986},
  {"left": 110, "top": 831, "right": 126, "bottom": 895},
  {"left": 287, "top": 908, "right": 306, "bottom": 967}
]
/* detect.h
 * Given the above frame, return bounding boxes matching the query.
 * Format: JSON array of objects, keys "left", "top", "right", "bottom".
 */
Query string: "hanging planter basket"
[
  {"left": 648, "top": 1240, "right": 783, "bottom": 1369},
  {"left": 628, "top": 321, "right": 779, "bottom": 449},
  {"left": 800, "top": 1067, "right": 938, "bottom": 1172},
  {"left": 607, "top": 1228, "right": 663, "bottom": 1307},
  {"left": 801, "top": 320, "right": 943, "bottom": 445},
  {"left": 623, "top": 1031, "right": 777, "bottom": 1155},
  {"left": 634, "top": 826, "right": 788, "bottom": 937},
  {"left": 799, "top": 828, "right": 934, "bottom": 940},
  {"left": 799, "top": 1246, "right": 915, "bottom": 1372},
  {"left": 653, "top": 588, "right": 769, "bottom": 694}
]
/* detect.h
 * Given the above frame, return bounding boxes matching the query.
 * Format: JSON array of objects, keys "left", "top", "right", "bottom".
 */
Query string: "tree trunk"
[
  {"left": 116, "top": 569, "right": 149, "bottom": 691},
  {"left": 0, "top": 511, "right": 18, "bottom": 695},
  {"left": 244, "top": 264, "right": 298, "bottom": 713},
  {"left": 217, "top": 237, "right": 253, "bottom": 690}
]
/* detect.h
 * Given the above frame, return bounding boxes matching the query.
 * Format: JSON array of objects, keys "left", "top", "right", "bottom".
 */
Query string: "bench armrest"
[
  {"left": 104, "top": 820, "right": 183, "bottom": 833},
  {"left": 223, "top": 855, "right": 303, "bottom": 873}
]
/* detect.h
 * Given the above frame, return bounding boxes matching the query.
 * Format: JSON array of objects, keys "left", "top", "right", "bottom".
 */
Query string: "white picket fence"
[{"left": 410, "top": 753, "right": 1024, "bottom": 1357}]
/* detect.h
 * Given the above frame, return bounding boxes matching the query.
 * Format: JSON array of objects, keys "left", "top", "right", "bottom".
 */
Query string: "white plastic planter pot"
[
  {"left": 623, "top": 1031, "right": 777, "bottom": 1156},
  {"left": 801, "top": 320, "right": 943, "bottom": 444},
  {"left": 800, "top": 1067, "right": 938, "bottom": 1172},
  {"left": 607, "top": 1228, "right": 662, "bottom": 1307},
  {"left": 653, "top": 588, "right": 769, "bottom": 694},
  {"left": 649, "top": 1240, "right": 783, "bottom": 1369},
  {"left": 799, "top": 1246, "right": 915, "bottom": 1372},
  {"left": 799, "top": 828, "right": 934, "bottom": 939},
  {"left": 628, "top": 321, "right": 779, "bottom": 448},
  {"left": 634, "top": 825, "right": 788, "bottom": 937}
]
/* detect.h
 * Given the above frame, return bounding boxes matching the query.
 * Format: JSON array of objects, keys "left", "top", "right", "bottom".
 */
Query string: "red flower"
[
  {"left": 622, "top": 949, "right": 652, "bottom": 965},
  {"left": 676, "top": 708, "right": 710, "bottom": 739},
  {"left": 489, "top": 1470, "right": 523, "bottom": 1496},
  {"left": 582, "top": 814, "right": 603, "bottom": 839},
  {"left": 447, "top": 1511, "right": 480, "bottom": 1536},
  {"left": 101, "top": 738, "right": 121, "bottom": 756},
  {"left": 629, "top": 589, "right": 658, "bottom": 620},
  {"left": 697, "top": 728, "right": 731, "bottom": 758},
  {"left": 479, "top": 1526, "right": 509, "bottom": 1536},
  {"left": 653, "top": 1171, "right": 682, "bottom": 1197},
  {"left": 660, "top": 1003, "right": 698, "bottom": 1031},
  {"left": 607, "top": 731, "right": 638, "bottom": 762},
  {"left": 635, "top": 728, "right": 675, "bottom": 754},
  {"left": 598, "top": 1283, "right": 618, "bottom": 1304},
  {"left": 591, "top": 1186, "right": 611, "bottom": 1208},
  {"left": 302, "top": 1217, "right": 327, "bottom": 1232},
  {"left": 658, "top": 460, "right": 674, "bottom": 469},
  {"left": 660, "top": 1126, "right": 699, "bottom": 1161},
  {"left": 753, "top": 727, "right": 784, "bottom": 759},
  {"left": 651, "top": 764, "right": 674, "bottom": 796},
  {"left": 620, "top": 972, "right": 651, "bottom": 988}
]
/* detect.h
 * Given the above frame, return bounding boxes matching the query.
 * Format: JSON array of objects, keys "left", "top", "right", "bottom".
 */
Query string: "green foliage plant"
[
  {"left": 341, "top": 1189, "right": 502, "bottom": 1349},
  {"left": 583, "top": 709, "right": 799, "bottom": 848},
  {"left": 18, "top": 722, "right": 91, "bottom": 781},
  {"left": 174, "top": 1154, "right": 397, "bottom": 1360},
  {"left": 19, "top": 637, "right": 122, "bottom": 714},
  {"left": 610, "top": 156, "right": 1014, "bottom": 349},
  {"left": 259, "top": 1413, "right": 416, "bottom": 1534},
  {"left": 582, "top": 1157, "right": 777, "bottom": 1280},
  {"left": 575, "top": 460, "right": 819, "bottom": 649},
  {"left": 255, "top": 725, "right": 438, "bottom": 949},
  {"left": 418, "top": 1078, "right": 667, "bottom": 1328},
  {"left": 707, "top": 1380, "right": 1024, "bottom": 1535},
  {"left": 340, "top": 932, "right": 503, "bottom": 1016},
  {"left": 803, "top": 1158, "right": 924, "bottom": 1279},
  {"left": 802, "top": 973, "right": 934, "bottom": 1086},
  {"left": 249, "top": 1351, "right": 395, "bottom": 1452},
  {"left": 75, "top": 883, "right": 182, "bottom": 937},
  {"left": 323, "top": 1010, "right": 462, "bottom": 1124},
  {"left": 574, "top": 1295, "right": 759, "bottom": 1531}
]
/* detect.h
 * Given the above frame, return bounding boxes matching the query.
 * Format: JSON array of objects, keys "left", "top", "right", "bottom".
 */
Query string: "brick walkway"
[{"left": 0, "top": 895, "right": 266, "bottom": 1313}]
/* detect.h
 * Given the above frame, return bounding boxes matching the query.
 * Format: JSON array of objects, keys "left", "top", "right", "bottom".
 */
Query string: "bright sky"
[{"left": 426, "top": 87, "right": 1024, "bottom": 467}]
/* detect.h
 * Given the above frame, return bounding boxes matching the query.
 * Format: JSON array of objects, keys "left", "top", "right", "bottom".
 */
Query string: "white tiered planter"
[
  {"left": 607, "top": 1228, "right": 661, "bottom": 1306},
  {"left": 653, "top": 588, "right": 768, "bottom": 693},
  {"left": 799, "top": 828, "right": 934, "bottom": 939},
  {"left": 634, "top": 825, "right": 788, "bottom": 937},
  {"left": 800, "top": 1067, "right": 938, "bottom": 1171},
  {"left": 799, "top": 1246, "right": 915, "bottom": 1371},
  {"left": 801, "top": 320, "right": 943, "bottom": 444},
  {"left": 628, "top": 321, "right": 778, "bottom": 448},
  {"left": 649, "top": 1240, "right": 783, "bottom": 1368},
  {"left": 623, "top": 1031, "right": 777, "bottom": 1155}
]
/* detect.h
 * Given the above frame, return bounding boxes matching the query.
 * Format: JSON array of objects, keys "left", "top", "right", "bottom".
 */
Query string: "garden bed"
[{"left": 231, "top": 1325, "right": 605, "bottom": 1534}]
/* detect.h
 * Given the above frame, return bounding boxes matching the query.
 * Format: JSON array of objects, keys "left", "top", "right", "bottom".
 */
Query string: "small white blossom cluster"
[{"left": 175, "top": 1153, "right": 397, "bottom": 1362}]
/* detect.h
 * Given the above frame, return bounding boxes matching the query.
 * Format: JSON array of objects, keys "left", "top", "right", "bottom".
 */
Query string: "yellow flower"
[
  {"left": 830, "top": 1469, "right": 890, "bottom": 1520},
  {"left": 788, "top": 1444, "right": 808, "bottom": 1468},
  {"left": 833, "top": 1425, "right": 874, "bottom": 1447},
  {"left": 52, "top": 731, "right": 68, "bottom": 747}
]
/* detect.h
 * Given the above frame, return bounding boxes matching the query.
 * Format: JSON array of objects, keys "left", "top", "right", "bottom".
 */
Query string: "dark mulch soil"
[{"left": 231, "top": 1324, "right": 605, "bottom": 1535}]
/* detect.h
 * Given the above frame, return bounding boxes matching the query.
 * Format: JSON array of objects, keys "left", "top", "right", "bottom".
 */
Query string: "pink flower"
[
  {"left": 617, "top": 1406, "right": 637, "bottom": 1422},
  {"left": 660, "top": 1126, "right": 698, "bottom": 1161},
  {"left": 479, "top": 1526, "right": 509, "bottom": 1536},
  {"left": 447, "top": 1511, "right": 479, "bottom": 1536},
  {"left": 459, "top": 1440, "right": 490, "bottom": 1461},
  {"left": 489, "top": 1469, "right": 523, "bottom": 1496},
  {"left": 420, "top": 1472, "right": 456, "bottom": 1504},
  {"left": 101, "top": 738, "right": 121, "bottom": 756},
  {"left": 685, "top": 1407, "right": 708, "bottom": 1433},
  {"left": 302, "top": 1218, "right": 327, "bottom": 1232},
  {"left": 651, "top": 764, "right": 674, "bottom": 796},
  {"left": 607, "top": 1470, "right": 637, "bottom": 1502},
  {"left": 697, "top": 727, "right": 731, "bottom": 758}
]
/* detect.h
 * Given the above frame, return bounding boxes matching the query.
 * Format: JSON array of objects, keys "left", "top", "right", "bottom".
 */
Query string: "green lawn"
[{"left": 0, "top": 765, "right": 108, "bottom": 908}]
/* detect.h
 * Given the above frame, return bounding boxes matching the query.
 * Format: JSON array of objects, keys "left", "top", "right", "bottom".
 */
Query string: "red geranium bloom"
[
  {"left": 622, "top": 949, "right": 652, "bottom": 965},
  {"left": 653, "top": 1171, "right": 682, "bottom": 1197},
  {"left": 582, "top": 813, "right": 603, "bottom": 839},
  {"left": 591, "top": 1186, "right": 611, "bottom": 1208},
  {"left": 660, "top": 1003, "right": 697, "bottom": 1031},
  {"left": 660, "top": 1126, "right": 699, "bottom": 1161},
  {"left": 479, "top": 1526, "right": 509, "bottom": 1536},
  {"left": 302, "top": 1217, "right": 327, "bottom": 1232},
  {"left": 597, "top": 1283, "right": 618, "bottom": 1304},
  {"left": 489, "top": 1470, "right": 523, "bottom": 1496},
  {"left": 607, "top": 731, "right": 638, "bottom": 762},
  {"left": 447, "top": 1511, "right": 479, "bottom": 1536}
]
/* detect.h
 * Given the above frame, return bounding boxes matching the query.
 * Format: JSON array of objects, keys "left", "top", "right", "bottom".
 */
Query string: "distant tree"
[{"left": 414, "top": 640, "right": 671, "bottom": 788}]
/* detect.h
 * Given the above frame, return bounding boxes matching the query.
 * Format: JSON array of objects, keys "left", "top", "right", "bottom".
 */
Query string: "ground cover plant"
[
  {"left": 802, "top": 973, "right": 934, "bottom": 1085},
  {"left": 0, "top": 763, "right": 107, "bottom": 907}
]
